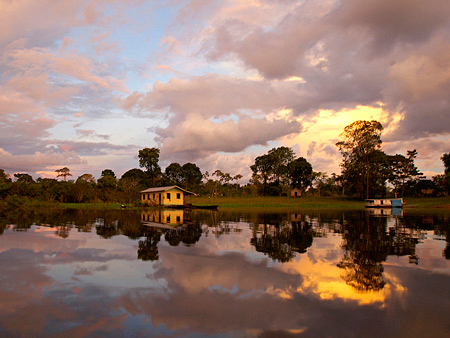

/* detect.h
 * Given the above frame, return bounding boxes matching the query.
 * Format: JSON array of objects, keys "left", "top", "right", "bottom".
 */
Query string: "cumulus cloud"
[
  {"left": 124, "top": 74, "right": 303, "bottom": 163},
  {"left": 2, "top": 0, "right": 450, "bottom": 178},
  {"left": 0, "top": 147, "right": 85, "bottom": 174},
  {"left": 202, "top": 0, "right": 450, "bottom": 140}
]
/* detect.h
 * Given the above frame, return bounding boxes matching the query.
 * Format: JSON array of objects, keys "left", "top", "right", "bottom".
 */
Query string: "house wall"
[
  {"left": 141, "top": 188, "right": 185, "bottom": 206},
  {"left": 290, "top": 189, "right": 301, "bottom": 198}
]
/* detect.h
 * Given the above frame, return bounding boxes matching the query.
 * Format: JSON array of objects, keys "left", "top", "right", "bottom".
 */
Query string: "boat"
[
  {"left": 365, "top": 198, "right": 403, "bottom": 208},
  {"left": 167, "top": 203, "right": 218, "bottom": 210}
]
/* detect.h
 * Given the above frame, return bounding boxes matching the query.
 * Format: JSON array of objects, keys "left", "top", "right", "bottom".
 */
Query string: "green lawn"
[{"left": 190, "top": 196, "right": 365, "bottom": 210}]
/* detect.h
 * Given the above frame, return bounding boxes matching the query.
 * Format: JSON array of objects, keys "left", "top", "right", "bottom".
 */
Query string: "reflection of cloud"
[{"left": 277, "top": 238, "right": 407, "bottom": 305}]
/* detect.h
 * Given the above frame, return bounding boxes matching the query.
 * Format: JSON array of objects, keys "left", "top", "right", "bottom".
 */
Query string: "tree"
[
  {"left": 0, "top": 169, "right": 12, "bottom": 198},
  {"left": 433, "top": 153, "right": 450, "bottom": 195},
  {"left": 181, "top": 162, "right": 202, "bottom": 191},
  {"left": 121, "top": 168, "right": 149, "bottom": 187},
  {"left": 387, "top": 150, "right": 422, "bottom": 197},
  {"left": 336, "top": 120, "right": 385, "bottom": 199},
  {"left": 251, "top": 153, "right": 273, "bottom": 195},
  {"left": 55, "top": 167, "right": 72, "bottom": 181},
  {"left": 251, "top": 146, "right": 295, "bottom": 196},
  {"left": 74, "top": 174, "right": 96, "bottom": 202},
  {"left": 78, "top": 173, "right": 96, "bottom": 183},
  {"left": 441, "top": 153, "right": 450, "bottom": 175},
  {"left": 138, "top": 148, "right": 161, "bottom": 186},
  {"left": 289, "top": 157, "right": 313, "bottom": 191},
  {"left": 312, "top": 171, "right": 328, "bottom": 197},
  {"left": 97, "top": 174, "right": 117, "bottom": 202},
  {"left": 101, "top": 169, "right": 116, "bottom": 178},
  {"left": 268, "top": 147, "right": 295, "bottom": 185},
  {"left": 164, "top": 163, "right": 184, "bottom": 186}
]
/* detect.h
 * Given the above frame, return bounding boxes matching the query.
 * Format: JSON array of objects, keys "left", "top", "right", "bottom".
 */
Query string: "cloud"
[
  {"left": 332, "top": 0, "right": 450, "bottom": 52},
  {"left": 157, "top": 114, "right": 300, "bottom": 161},
  {"left": 0, "top": 147, "right": 85, "bottom": 174},
  {"left": 2, "top": 0, "right": 450, "bottom": 178},
  {"left": 124, "top": 74, "right": 303, "bottom": 163}
]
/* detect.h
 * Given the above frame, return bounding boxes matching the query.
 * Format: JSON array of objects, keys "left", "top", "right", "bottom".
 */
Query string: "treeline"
[{"left": 1, "top": 120, "right": 449, "bottom": 206}]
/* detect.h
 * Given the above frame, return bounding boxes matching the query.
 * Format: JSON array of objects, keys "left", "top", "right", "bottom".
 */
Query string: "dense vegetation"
[{"left": 1, "top": 120, "right": 449, "bottom": 208}]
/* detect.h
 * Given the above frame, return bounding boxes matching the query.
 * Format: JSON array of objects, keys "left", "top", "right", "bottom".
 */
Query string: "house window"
[
  {"left": 166, "top": 215, "right": 171, "bottom": 223},
  {"left": 176, "top": 216, "right": 181, "bottom": 222},
  {"left": 177, "top": 193, "right": 181, "bottom": 199},
  {"left": 167, "top": 192, "right": 171, "bottom": 200}
]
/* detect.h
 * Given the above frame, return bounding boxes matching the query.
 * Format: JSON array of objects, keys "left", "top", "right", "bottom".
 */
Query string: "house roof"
[{"left": 140, "top": 185, "right": 196, "bottom": 195}]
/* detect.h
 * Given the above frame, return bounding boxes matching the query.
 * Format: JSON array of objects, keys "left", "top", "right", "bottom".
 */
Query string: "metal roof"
[{"left": 140, "top": 185, "right": 196, "bottom": 195}]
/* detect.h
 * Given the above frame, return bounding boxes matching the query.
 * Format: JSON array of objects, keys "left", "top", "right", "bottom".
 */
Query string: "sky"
[{"left": 1, "top": 0, "right": 450, "bottom": 182}]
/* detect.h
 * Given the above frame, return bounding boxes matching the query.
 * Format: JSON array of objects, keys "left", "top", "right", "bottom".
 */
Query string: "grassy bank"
[
  {"left": 190, "top": 196, "right": 450, "bottom": 211},
  {"left": 403, "top": 197, "right": 450, "bottom": 210},
  {"left": 190, "top": 196, "right": 366, "bottom": 210},
  {"left": 11, "top": 196, "right": 448, "bottom": 212}
]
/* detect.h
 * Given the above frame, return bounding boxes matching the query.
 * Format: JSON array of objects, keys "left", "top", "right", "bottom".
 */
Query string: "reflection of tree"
[
  {"left": 438, "top": 222, "right": 450, "bottom": 260},
  {"left": 95, "top": 214, "right": 120, "bottom": 238},
  {"left": 164, "top": 229, "right": 183, "bottom": 246},
  {"left": 55, "top": 226, "right": 70, "bottom": 238},
  {"left": 163, "top": 225, "right": 203, "bottom": 247},
  {"left": 250, "top": 218, "right": 314, "bottom": 263},
  {"left": 138, "top": 230, "right": 161, "bottom": 261},
  {"left": 338, "top": 214, "right": 388, "bottom": 292}
]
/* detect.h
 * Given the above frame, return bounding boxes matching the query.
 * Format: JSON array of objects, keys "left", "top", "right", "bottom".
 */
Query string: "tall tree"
[
  {"left": 387, "top": 149, "right": 422, "bottom": 197},
  {"left": 138, "top": 148, "right": 161, "bottom": 186},
  {"left": 336, "top": 120, "right": 384, "bottom": 199},
  {"left": 74, "top": 174, "right": 95, "bottom": 203},
  {"left": 164, "top": 163, "right": 184, "bottom": 186},
  {"left": 251, "top": 153, "right": 274, "bottom": 196},
  {"left": 289, "top": 157, "right": 313, "bottom": 191},
  {"left": 101, "top": 169, "right": 116, "bottom": 178},
  {"left": 0, "top": 169, "right": 11, "bottom": 198},
  {"left": 181, "top": 162, "right": 202, "bottom": 191},
  {"left": 268, "top": 146, "right": 295, "bottom": 185},
  {"left": 251, "top": 146, "right": 295, "bottom": 195},
  {"left": 441, "top": 153, "right": 450, "bottom": 175},
  {"left": 55, "top": 167, "right": 72, "bottom": 181}
]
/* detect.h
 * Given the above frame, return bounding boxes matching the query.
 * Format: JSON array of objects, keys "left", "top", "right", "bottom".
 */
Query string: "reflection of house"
[
  {"left": 290, "top": 188, "right": 302, "bottom": 198},
  {"left": 290, "top": 213, "right": 302, "bottom": 222},
  {"left": 141, "top": 209, "right": 184, "bottom": 226},
  {"left": 366, "top": 208, "right": 403, "bottom": 217},
  {"left": 365, "top": 198, "right": 403, "bottom": 208},
  {"left": 141, "top": 186, "right": 195, "bottom": 206}
]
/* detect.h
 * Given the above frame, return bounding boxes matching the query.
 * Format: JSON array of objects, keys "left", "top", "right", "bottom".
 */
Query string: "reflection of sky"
[{"left": 0, "top": 214, "right": 449, "bottom": 337}]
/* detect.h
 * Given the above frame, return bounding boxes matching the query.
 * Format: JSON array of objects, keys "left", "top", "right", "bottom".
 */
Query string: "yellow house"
[{"left": 140, "top": 185, "right": 195, "bottom": 206}]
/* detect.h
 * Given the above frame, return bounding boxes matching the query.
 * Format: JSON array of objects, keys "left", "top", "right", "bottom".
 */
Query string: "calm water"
[{"left": 0, "top": 208, "right": 449, "bottom": 337}]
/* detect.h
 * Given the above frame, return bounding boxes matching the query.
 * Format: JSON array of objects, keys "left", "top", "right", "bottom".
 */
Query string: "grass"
[
  {"left": 403, "top": 197, "right": 450, "bottom": 211},
  {"left": 190, "top": 195, "right": 366, "bottom": 211},
  {"left": 47, "top": 196, "right": 450, "bottom": 212},
  {"left": 59, "top": 202, "right": 134, "bottom": 210}
]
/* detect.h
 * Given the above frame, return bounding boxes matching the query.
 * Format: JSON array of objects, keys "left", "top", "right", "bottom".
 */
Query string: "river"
[{"left": 0, "top": 208, "right": 449, "bottom": 337}]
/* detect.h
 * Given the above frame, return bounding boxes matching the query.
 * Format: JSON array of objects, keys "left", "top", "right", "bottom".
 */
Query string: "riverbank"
[
  {"left": 3, "top": 196, "right": 449, "bottom": 212},
  {"left": 191, "top": 196, "right": 450, "bottom": 211}
]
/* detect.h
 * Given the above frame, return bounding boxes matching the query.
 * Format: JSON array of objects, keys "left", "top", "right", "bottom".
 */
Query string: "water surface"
[{"left": 0, "top": 208, "right": 449, "bottom": 337}]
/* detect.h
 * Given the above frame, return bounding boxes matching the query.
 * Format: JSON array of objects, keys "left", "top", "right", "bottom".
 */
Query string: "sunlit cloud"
[{"left": 1, "top": 0, "right": 449, "bottom": 178}]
